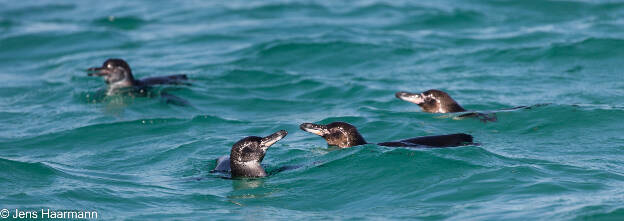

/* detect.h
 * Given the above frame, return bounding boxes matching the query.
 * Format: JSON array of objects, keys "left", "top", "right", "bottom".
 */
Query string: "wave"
[
  {"left": 226, "top": 38, "right": 419, "bottom": 70},
  {"left": 0, "top": 157, "right": 58, "bottom": 178},
  {"left": 457, "top": 37, "right": 624, "bottom": 64},
  {"left": 92, "top": 16, "right": 147, "bottom": 30},
  {"left": 1, "top": 3, "right": 75, "bottom": 17},
  {"left": 0, "top": 115, "right": 246, "bottom": 146}
]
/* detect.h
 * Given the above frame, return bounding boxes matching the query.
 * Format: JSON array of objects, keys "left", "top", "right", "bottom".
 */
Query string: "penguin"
[
  {"left": 87, "top": 58, "right": 189, "bottom": 104},
  {"left": 395, "top": 89, "right": 497, "bottom": 122},
  {"left": 212, "top": 130, "right": 288, "bottom": 178},
  {"left": 300, "top": 122, "right": 473, "bottom": 148}
]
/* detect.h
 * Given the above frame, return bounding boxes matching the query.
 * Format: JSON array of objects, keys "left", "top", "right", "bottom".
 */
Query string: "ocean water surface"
[{"left": 1, "top": 0, "right": 623, "bottom": 220}]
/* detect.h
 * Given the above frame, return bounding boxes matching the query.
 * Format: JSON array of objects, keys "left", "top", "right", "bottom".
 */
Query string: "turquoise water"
[{"left": 1, "top": 0, "right": 624, "bottom": 220}]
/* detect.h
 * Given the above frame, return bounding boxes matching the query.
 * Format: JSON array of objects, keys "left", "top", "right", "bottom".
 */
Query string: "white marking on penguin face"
[
  {"left": 399, "top": 93, "right": 425, "bottom": 104},
  {"left": 302, "top": 127, "right": 326, "bottom": 136},
  {"left": 429, "top": 95, "right": 448, "bottom": 113},
  {"left": 261, "top": 139, "right": 279, "bottom": 149},
  {"left": 341, "top": 130, "right": 349, "bottom": 147}
]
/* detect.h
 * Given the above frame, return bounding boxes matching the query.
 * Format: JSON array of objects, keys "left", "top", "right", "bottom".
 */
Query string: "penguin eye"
[{"left": 107, "top": 64, "right": 113, "bottom": 69}]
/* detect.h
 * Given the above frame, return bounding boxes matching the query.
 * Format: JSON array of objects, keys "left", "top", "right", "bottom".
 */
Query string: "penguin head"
[
  {"left": 395, "top": 89, "right": 465, "bottom": 113},
  {"left": 88, "top": 58, "right": 135, "bottom": 86},
  {"left": 229, "top": 130, "right": 288, "bottom": 165},
  {"left": 300, "top": 122, "right": 367, "bottom": 148}
]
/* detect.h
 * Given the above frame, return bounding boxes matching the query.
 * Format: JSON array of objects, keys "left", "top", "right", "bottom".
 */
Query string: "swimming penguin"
[
  {"left": 87, "top": 58, "right": 189, "bottom": 97},
  {"left": 395, "top": 89, "right": 496, "bottom": 122},
  {"left": 212, "top": 130, "right": 288, "bottom": 178},
  {"left": 300, "top": 122, "right": 473, "bottom": 148}
]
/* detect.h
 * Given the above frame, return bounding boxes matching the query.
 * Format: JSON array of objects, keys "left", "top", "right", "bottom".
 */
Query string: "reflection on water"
[
  {"left": 228, "top": 178, "right": 278, "bottom": 202},
  {"left": 232, "top": 178, "right": 264, "bottom": 190}
]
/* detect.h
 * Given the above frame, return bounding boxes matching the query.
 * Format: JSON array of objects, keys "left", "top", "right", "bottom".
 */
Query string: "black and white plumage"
[
  {"left": 87, "top": 58, "right": 188, "bottom": 96},
  {"left": 300, "top": 122, "right": 473, "bottom": 148},
  {"left": 212, "top": 130, "right": 288, "bottom": 178}
]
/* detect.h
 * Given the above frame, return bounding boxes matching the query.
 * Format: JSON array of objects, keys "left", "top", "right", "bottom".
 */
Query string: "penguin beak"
[
  {"left": 300, "top": 123, "right": 329, "bottom": 136},
  {"left": 260, "top": 130, "right": 288, "bottom": 150},
  {"left": 87, "top": 66, "right": 109, "bottom": 76},
  {"left": 395, "top": 91, "right": 425, "bottom": 104}
]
